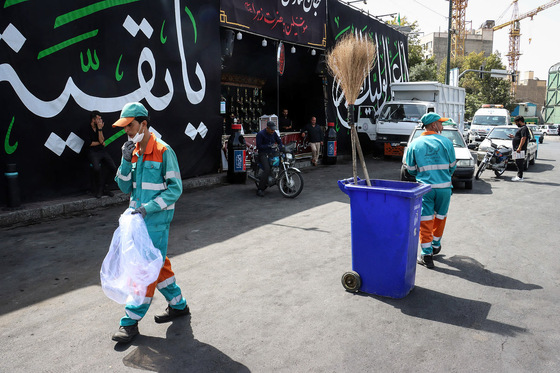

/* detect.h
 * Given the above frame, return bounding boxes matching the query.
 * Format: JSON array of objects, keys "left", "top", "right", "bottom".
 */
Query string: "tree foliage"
[{"left": 394, "top": 15, "right": 514, "bottom": 119}]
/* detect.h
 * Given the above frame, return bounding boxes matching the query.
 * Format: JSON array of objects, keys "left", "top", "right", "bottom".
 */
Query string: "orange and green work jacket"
[
  {"left": 405, "top": 131, "right": 457, "bottom": 188},
  {"left": 115, "top": 133, "right": 182, "bottom": 231}
]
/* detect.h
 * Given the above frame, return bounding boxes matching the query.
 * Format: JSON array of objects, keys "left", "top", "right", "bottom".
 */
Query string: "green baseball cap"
[
  {"left": 420, "top": 112, "right": 449, "bottom": 128},
  {"left": 112, "top": 102, "right": 149, "bottom": 127}
]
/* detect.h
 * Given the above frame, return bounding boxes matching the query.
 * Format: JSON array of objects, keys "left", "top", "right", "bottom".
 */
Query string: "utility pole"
[{"left": 445, "top": 0, "right": 452, "bottom": 85}]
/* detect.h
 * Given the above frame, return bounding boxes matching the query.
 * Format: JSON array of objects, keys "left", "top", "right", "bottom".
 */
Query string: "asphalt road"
[{"left": 1, "top": 137, "right": 559, "bottom": 372}]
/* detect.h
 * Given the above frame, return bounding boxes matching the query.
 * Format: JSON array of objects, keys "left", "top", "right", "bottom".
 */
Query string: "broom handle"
[
  {"left": 352, "top": 125, "right": 371, "bottom": 186},
  {"left": 348, "top": 105, "right": 358, "bottom": 184}
]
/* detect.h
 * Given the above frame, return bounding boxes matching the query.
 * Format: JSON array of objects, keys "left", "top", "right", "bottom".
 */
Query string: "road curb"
[
  {"left": 0, "top": 173, "right": 229, "bottom": 228},
  {"left": 0, "top": 157, "right": 330, "bottom": 228}
]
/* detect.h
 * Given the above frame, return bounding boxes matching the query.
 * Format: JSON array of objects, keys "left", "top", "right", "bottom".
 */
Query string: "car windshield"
[
  {"left": 487, "top": 127, "right": 517, "bottom": 140},
  {"left": 472, "top": 115, "right": 507, "bottom": 126},
  {"left": 528, "top": 125, "right": 538, "bottom": 132},
  {"left": 411, "top": 129, "right": 465, "bottom": 147},
  {"left": 379, "top": 104, "right": 425, "bottom": 122}
]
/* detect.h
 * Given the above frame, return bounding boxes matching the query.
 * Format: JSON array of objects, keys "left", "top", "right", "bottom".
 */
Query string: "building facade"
[
  {"left": 515, "top": 71, "right": 547, "bottom": 114},
  {"left": 544, "top": 63, "right": 560, "bottom": 124},
  {"left": 419, "top": 22, "right": 494, "bottom": 64}
]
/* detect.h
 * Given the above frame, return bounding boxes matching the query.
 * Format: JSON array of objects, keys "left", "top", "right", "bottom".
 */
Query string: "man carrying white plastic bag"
[
  {"left": 107, "top": 102, "right": 190, "bottom": 344},
  {"left": 101, "top": 209, "right": 164, "bottom": 307}
]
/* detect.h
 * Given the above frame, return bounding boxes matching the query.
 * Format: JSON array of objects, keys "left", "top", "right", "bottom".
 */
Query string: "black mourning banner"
[
  {"left": 220, "top": 0, "right": 327, "bottom": 47},
  {"left": 0, "top": 0, "right": 222, "bottom": 204},
  {"left": 326, "top": 0, "right": 409, "bottom": 151}
]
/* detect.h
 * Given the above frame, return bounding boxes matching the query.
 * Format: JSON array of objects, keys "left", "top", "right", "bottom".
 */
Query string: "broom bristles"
[{"left": 326, "top": 33, "right": 376, "bottom": 105}]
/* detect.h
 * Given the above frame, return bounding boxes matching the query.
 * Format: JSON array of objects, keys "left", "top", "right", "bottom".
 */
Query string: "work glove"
[
  {"left": 121, "top": 140, "right": 135, "bottom": 162},
  {"left": 131, "top": 206, "right": 146, "bottom": 218}
]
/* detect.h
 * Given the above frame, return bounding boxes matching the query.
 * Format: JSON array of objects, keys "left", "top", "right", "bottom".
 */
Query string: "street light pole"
[{"left": 445, "top": 0, "right": 452, "bottom": 85}]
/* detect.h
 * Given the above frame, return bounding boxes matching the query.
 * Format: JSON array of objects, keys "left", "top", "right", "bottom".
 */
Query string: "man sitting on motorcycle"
[{"left": 256, "top": 121, "right": 283, "bottom": 197}]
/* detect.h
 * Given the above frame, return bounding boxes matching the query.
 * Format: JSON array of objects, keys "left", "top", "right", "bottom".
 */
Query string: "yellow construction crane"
[
  {"left": 451, "top": 0, "right": 468, "bottom": 60},
  {"left": 493, "top": 0, "right": 560, "bottom": 92}
]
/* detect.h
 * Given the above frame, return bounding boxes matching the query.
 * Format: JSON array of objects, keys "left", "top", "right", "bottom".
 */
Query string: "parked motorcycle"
[
  {"left": 247, "top": 142, "right": 304, "bottom": 198},
  {"left": 475, "top": 141, "right": 513, "bottom": 179}
]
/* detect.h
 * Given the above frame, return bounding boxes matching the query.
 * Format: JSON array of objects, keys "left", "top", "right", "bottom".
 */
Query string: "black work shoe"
[
  {"left": 417, "top": 254, "right": 435, "bottom": 269},
  {"left": 256, "top": 190, "right": 265, "bottom": 197},
  {"left": 432, "top": 245, "right": 441, "bottom": 255},
  {"left": 111, "top": 323, "right": 139, "bottom": 343},
  {"left": 154, "top": 306, "right": 190, "bottom": 324}
]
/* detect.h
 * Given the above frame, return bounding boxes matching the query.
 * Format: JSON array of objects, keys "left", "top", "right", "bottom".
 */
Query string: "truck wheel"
[
  {"left": 529, "top": 151, "right": 536, "bottom": 165},
  {"left": 341, "top": 271, "right": 361, "bottom": 292}
]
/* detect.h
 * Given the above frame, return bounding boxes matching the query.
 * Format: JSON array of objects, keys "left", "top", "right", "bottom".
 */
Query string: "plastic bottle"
[
  {"left": 323, "top": 122, "right": 337, "bottom": 165},
  {"left": 227, "top": 122, "right": 247, "bottom": 183}
]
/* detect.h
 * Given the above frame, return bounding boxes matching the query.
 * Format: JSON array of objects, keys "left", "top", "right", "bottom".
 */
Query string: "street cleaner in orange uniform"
[
  {"left": 405, "top": 113, "right": 457, "bottom": 269},
  {"left": 111, "top": 102, "right": 189, "bottom": 343}
]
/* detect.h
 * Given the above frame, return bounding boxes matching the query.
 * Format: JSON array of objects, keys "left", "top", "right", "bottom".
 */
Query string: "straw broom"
[{"left": 327, "top": 33, "right": 376, "bottom": 186}]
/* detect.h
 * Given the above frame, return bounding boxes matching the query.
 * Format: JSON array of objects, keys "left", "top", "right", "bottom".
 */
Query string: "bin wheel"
[{"left": 341, "top": 271, "right": 361, "bottom": 292}]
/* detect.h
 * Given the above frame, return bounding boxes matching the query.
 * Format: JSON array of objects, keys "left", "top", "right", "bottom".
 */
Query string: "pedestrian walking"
[
  {"left": 300, "top": 116, "right": 323, "bottom": 166},
  {"left": 404, "top": 113, "right": 457, "bottom": 269},
  {"left": 110, "top": 102, "right": 190, "bottom": 343},
  {"left": 510, "top": 115, "right": 530, "bottom": 181}
]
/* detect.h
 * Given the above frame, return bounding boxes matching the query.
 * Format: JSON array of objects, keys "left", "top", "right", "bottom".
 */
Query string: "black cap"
[{"left": 267, "top": 121, "right": 277, "bottom": 130}]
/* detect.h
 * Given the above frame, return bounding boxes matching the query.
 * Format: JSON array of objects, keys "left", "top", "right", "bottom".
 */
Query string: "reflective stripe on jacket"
[
  {"left": 405, "top": 131, "right": 457, "bottom": 188},
  {"left": 116, "top": 133, "right": 182, "bottom": 228}
]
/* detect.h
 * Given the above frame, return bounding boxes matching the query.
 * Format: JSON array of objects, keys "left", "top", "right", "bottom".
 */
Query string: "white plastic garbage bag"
[{"left": 100, "top": 208, "right": 163, "bottom": 306}]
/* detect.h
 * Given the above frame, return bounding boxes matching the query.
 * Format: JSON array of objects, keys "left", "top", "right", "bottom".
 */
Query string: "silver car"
[{"left": 527, "top": 124, "right": 544, "bottom": 144}]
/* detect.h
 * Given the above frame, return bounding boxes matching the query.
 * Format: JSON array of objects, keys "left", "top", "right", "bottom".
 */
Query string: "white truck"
[{"left": 356, "top": 81, "right": 466, "bottom": 155}]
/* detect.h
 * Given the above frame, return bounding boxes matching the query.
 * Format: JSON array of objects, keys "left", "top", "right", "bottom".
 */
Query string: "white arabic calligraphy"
[
  {"left": 281, "top": 0, "right": 322, "bottom": 14},
  {"left": 0, "top": 0, "right": 206, "bottom": 118}
]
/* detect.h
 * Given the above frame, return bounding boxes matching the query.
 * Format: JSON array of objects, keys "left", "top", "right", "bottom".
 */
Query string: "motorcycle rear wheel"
[
  {"left": 475, "top": 162, "right": 487, "bottom": 180},
  {"left": 278, "top": 169, "right": 304, "bottom": 198}
]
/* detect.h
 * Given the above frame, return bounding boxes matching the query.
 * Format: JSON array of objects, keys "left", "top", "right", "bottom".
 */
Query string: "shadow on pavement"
[
  {"left": 118, "top": 317, "right": 249, "bottom": 372},
  {"left": 463, "top": 178, "right": 495, "bottom": 195},
  {"left": 434, "top": 255, "right": 543, "bottom": 290},
  {"left": 372, "top": 286, "right": 527, "bottom": 337},
  {"left": 525, "top": 162, "right": 554, "bottom": 173}
]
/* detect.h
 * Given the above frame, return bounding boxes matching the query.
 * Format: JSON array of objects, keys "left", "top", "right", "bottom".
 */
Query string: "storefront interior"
[{"left": 220, "top": 28, "right": 326, "bottom": 134}]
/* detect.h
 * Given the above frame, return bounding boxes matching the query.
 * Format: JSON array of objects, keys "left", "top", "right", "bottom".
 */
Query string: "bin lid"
[{"left": 338, "top": 177, "right": 431, "bottom": 198}]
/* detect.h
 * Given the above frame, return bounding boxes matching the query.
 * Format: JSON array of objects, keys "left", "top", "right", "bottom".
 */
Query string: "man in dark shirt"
[
  {"left": 279, "top": 109, "right": 293, "bottom": 132},
  {"left": 510, "top": 115, "right": 530, "bottom": 181},
  {"left": 87, "top": 111, "right": 117, "bottom": 197},
  {"left": 256, "top": 121, "right": 283, "bottom": 197},
  {"left": 300, "top": 116, "right": 324, "bottom": 166}
]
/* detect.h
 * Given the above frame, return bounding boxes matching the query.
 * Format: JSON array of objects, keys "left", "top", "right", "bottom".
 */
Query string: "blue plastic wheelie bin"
[{"left": 338, "top": 178, "right": 431, "bottom": 298}]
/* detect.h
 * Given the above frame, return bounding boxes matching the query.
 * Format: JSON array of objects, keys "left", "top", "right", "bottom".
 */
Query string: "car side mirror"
[{"left": 529, "top": 138, "right": 536, "bottom": 143}]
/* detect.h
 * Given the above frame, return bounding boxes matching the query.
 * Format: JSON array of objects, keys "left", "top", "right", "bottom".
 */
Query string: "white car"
[
  {"left": 400, "top": 125, "right": 475, "bottom": 189},
  {"left": 476, "top": 125, "right": 537, "bottom": 170},
  {"left": 540, "top": 124, "right": 558, "bottom": 135}
]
